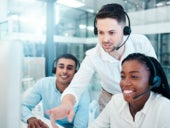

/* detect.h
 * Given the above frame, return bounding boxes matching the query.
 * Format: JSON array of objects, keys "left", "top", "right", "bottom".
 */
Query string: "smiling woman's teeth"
[{"left": 123, "top": 90, "right": 133, "bottom": 94}]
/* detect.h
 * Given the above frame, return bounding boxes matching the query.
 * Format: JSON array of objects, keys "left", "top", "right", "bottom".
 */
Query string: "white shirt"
[
  {"left": 62, "top": 34, "right": 157, "bottom": 102},
  {"left": 88, "top": 92, "right": 170, "bottom": 128}
]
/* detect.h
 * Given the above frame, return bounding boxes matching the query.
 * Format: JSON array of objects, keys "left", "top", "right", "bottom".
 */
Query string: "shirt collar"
[
  {"left": 119, "top": 92, "right": 156, "bottom": 121},
  {"left": 99, "top": 44, "right": 115, "bottom": 62},
  {"left": 139, "top": 91, "right": 156, "bottom": 114}
]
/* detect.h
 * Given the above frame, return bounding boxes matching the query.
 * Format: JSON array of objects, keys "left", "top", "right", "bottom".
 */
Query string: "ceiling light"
[
  {"left": 57, "top": 0, "right": 84, "bottom": 8},
  {"left": 79, "top": 24, "right": 86, "bottom": 29},
  {"left": 86, "top": 9, "right": 94, "bottom": 13},
  {"left": 167, "top": 1, "right": 170, "bottom": 5},
  {"left": 87, "top": 26, "right": 93, "bottom": 31},
  {"left": 79, "top": 24, "right": 93, "bottom": 31},
  {"left": 156, "top": 2, "right": 165, "bottom": 7}
]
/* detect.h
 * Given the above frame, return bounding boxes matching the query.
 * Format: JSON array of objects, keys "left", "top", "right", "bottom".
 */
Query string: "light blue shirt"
[{"left": 21, "top": 77, "right": 90, "bottom": 128}]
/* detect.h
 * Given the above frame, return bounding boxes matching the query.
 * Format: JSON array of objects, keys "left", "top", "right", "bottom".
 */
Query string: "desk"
[{"left": 21, "top": 115, "right": 64, "bottom": 128}]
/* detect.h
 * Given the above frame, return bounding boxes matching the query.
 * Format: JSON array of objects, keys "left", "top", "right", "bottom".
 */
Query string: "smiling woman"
[
  {"left": 88, "top": 53, "right": 170, "bottom": 128},
  {"left": 120, "top": 57, "right": 151, "bottom": 103}
]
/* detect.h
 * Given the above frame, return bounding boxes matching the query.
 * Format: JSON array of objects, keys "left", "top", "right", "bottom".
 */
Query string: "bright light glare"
[
  {"left": 20, "top": 15, "right": 45, "bottom": 35},
  {"left": 79, "top": 24, "right": 93, "bottom": 31},
  {"left": 55, "top": 6, "right": 60, "bottom": 24},
  {"left": 57, "top": 0, "right": 84, "bottom": 8},
  {"left": 86, "top": 9, "right": 94, "bottom": 13},
  {"left": 156, "top": 2, "right": 165, "bottom": 7},
  {"left": 10, "top": 15, "right": 19, "bottom": 21},
  {"left": 167, "top": 1, "right": 170, "bottom": 5},
  {"left": 87, "top": 26, "right": 93, "bottom": 31},
  {"left": 79, "top": 24, "right": 86, "bottom": 29}
]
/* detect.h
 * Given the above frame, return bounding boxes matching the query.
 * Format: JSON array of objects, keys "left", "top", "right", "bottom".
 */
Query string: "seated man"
[
  {"left": 21, "top": 53, "right": 90, "bottom": 128},
  {"left": 89, "top": 53, "right": 170, "bottom": 128}
]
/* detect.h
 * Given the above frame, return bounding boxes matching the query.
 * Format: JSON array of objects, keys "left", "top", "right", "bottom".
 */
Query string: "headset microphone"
[
  {"left": 133, "top": 86, "right": 154, "bottom": 100},
  {"left": 111, "top": 34, "right": 130, "bottom": 51}
]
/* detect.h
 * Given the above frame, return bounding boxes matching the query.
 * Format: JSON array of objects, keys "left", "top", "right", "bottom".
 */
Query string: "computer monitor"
[{"left": 0, "top": 40, "right": 23, "bottom": 128}]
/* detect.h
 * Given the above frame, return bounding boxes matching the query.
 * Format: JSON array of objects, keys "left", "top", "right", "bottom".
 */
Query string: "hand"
[
  {"left": 46, "top": 104, "right": 75, "bottom": 128},
  {"left": 27, "top": 117, "right": 49, "bottom": 128}
]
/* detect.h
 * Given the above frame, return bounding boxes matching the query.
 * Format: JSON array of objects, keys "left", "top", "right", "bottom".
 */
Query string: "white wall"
[{"left": 129, "top": 5, "right": 170, "bottom": 34}]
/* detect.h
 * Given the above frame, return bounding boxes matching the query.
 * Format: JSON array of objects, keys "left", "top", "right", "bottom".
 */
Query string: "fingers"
[
  {"left": 46, "top": 106, "right": 66, "bottom": 120},
  {"left": 46, "top": 107, "right": 58, "bottom": 116},
  {"left": 27, "top": 118, "right": 49, "bottom": 128},
  {"left": 46, "top": 105, "right": 75, "bottom": 127},
  {"left": 50, "top": 116, "right": 59, "bottom": 128},
  {"left": 28, "top": 121, "right": 40, "bottom": 128},
  {"left": 27, "top": 117, "right": 40, "bottom": 128},
  {"left": 68, "top": 109, "right": 74, "bottom": 122},
  {"left": 46, "top": 110, "right": 51, "bottom": 115},
  {"left": 38, "top": 119, "right": 49, "bottom": 128}
]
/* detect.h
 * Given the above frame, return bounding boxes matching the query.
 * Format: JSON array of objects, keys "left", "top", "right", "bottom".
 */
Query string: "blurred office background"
[{"left": 0, "top": 0, "right": 170, "bottom": 127}]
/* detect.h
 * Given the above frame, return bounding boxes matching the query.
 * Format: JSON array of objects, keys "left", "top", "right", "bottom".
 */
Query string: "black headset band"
[
  {"left": 124, "top": 11, "right": 131, "bottom": 30},
  {"left": 94, "top": 11, "right": 131, "bottom": 35},
  {"left": 146, "top": 56, "right": 161, "bottom": 88}
]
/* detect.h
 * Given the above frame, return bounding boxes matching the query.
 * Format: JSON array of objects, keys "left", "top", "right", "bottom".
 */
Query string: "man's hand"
[
  {"left": 46, "top": 104, "right": 75, "bottom": 128},
  {"left": 46, "top": 94, "right": 76, "bottom": 128},
  {"left": 27, "top": 117, "right": 49, "bottom": 128}
]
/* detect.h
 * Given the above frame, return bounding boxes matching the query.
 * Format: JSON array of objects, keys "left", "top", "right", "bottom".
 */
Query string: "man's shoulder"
[
  {"left": 35, "top": 77, "right": 55, "bottom": 87},
  {"left": 38, "top": 76, "right": 55, "bottom": 82},
  {"left": 130, "top": 33, "right": 148, "bottom": 40},
  {"left": 128, "top": 33, "right": 151, "bottom": 46},
  {"left": 85, "top": 44, "right": 100, "bottom": 56}
]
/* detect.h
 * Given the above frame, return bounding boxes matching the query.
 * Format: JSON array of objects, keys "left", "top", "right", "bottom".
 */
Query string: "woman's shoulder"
[
  {"left": 156, "top": 93, "right": 170, "bottom": 103},
  {"left": 151, "top": 92, "right": 170, "bottom": 109}
]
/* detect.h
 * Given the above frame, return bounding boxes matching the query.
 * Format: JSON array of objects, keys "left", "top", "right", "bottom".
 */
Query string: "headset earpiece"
[
  {"left": 147, "top": 57, "right": 161, "bottom": 89},
  {"left": 151, "top": 75, "right": 161, "bottom": 88},
  {"left": 52, "top": 67, "right": 56, "bottom": 74},
  {"left": 52, "top": 58, "right": 57, "bottom": 74},
  {"left": 123, "top": 26, "right": 131, "bottom": 35},
  {"left": 123, "top": 11, "right": 131, "bottom": 35},
  {"left": 94, "top": 18, "right": 97, "bottom": 35},
  {"left": 94, "top": 27, "right": 97, "bottom": 35}
]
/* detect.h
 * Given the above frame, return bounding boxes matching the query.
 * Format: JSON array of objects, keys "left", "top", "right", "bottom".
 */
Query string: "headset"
[
  {"left": 93, "top": 10, "right": 131, "bottom": 36},
  {"left": 146, "top": 57, "right": 161, "bottom": 89},
  {"left": 133, "top": 55, "right": 161, "bottom": 100},
  {"left": 52, "top": 59, "right": 58, "bottom": 74},
  {"left": 52, "top": 55, "right": 80, "bottom": 74}
]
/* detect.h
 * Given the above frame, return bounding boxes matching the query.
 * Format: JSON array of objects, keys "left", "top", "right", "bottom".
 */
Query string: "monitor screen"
[{"left": 0, "top": 40, "right": 23, "bottom": 128}]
